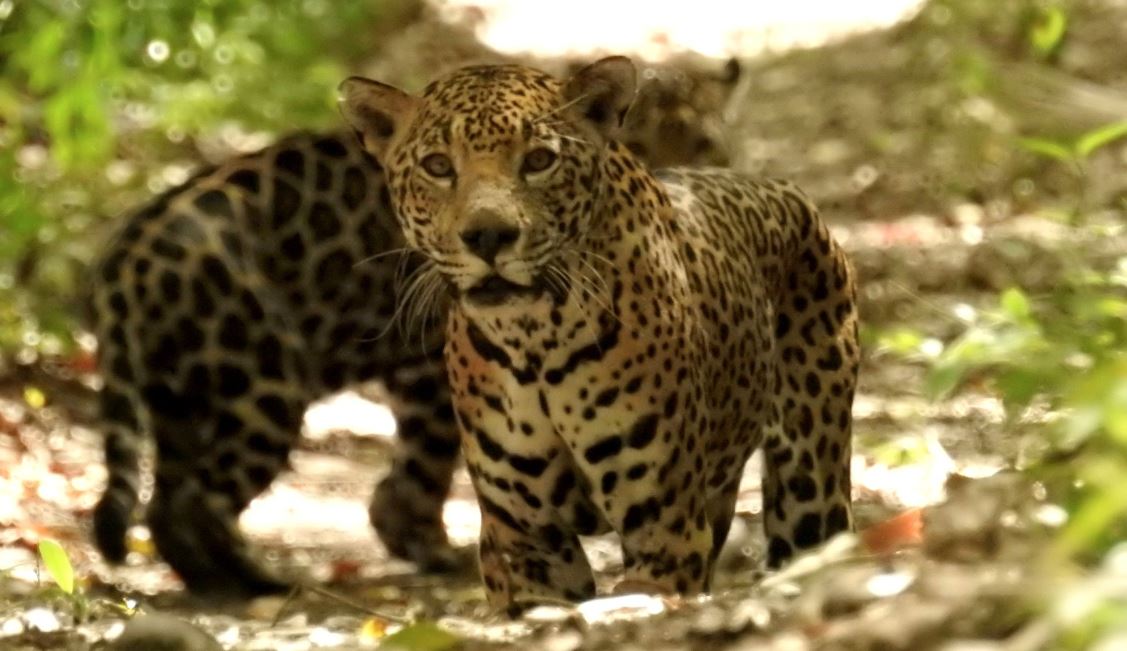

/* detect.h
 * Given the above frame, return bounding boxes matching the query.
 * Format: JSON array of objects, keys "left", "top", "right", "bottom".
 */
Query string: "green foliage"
[
  {"left": 878, "top": 258, "right": 1127, "bottom": 646},
  {"left": 924, "top": 287, "right": 1054, "bottom": 406},
  {"left": 37, "top": 538, "right": 75, "bottom": 595},
  {"left": 1018, "top": 137, "right": 1076, "bottom": 166},
  {"left": 35, "top": 537, "right": 92, "bottom": 621},
  {"left": 902, "top": 261, "right": 1127, "bottom": 557},
  {"left": 871, "top": 327, "right": 932, "bottom": 358},
  {"left": 31, "top": 538, "right": 146, "bottom": 626},
  {"left": 1019, "top": 120, "right": 1127, "bottom": 172},
  {"left": 0, "top": 0, "right": 403, "bottom": 355},
  {"left": 1, "top": 0, "right": 393, "bottom": 168},
  {"left": 1075, "top": 121, "right": 1127, "bottom": 159},
  {"left": 1017, "top": 119, "right": 1127, "bottom": 220}
]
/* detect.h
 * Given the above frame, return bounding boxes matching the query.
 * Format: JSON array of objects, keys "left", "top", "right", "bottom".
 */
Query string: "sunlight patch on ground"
[
  {"left": 303, "top": 390, "right": 396, "bottom": 440},
  {"left": 434, "top": 0, "right": 926, "bottom": 60},
  {"left": 241, "top": 481, "right": 373, "bottom": 545},
  {"left": 853, "top": 429, "right": 1005, "bottom": 509}
]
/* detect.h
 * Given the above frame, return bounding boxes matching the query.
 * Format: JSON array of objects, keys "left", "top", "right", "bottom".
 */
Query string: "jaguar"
[
  {"left": 338, "top": 56, "right": 859, "bottom": 610},
  {"left": 88, "top": 59, "right": 738, "bottom": 596}
]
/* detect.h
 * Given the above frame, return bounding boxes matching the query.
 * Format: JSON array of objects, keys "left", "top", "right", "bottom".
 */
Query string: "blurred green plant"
[
  {"left": 27, "top": 536, "right": 143, "bottom": 625},
  {"left": 1019, "top": 120, "right": 1127, "bottom": 176},
  {"left": 1018, "top": 120, "right": 1127, "bottom": 221},
  {"left": 1027, "top": 4, "right": 1069, "bottom": 60},
  {"left": 37, "top": 538, "right": 75, "bottom": 596},
  {"left": 876, "top": 252, "right": 1127, "bottom": 646},
  {"left": 36, "top": 537, "right": 90, "bottom": 621},
  {"left": 888, "top": 259, "right": 1127, "bottom": 558},
  {"left": 0, "top": 0, "right": 407, "bottom": 356}
]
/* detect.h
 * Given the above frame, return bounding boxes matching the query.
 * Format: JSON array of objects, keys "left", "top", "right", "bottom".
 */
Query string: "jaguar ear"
[
  {"left": 338, "top": 77, "right": 419, "bottom": 162},
  {"left": 563, "top": 56, "right": 637, "bottom": 139}
]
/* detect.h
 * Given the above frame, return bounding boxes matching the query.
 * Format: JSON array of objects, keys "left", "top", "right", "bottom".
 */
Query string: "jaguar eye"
[
  {"left": 521, "top": 147, "right": 557, "bottom": 174},
  {"left": 421, "top": 153, "right": 454, "bottom": 178}
]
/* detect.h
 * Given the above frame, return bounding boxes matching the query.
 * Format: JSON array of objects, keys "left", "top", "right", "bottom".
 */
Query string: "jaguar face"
[{"left": 340, "top": 58, "right": 637, "bottom": 310}]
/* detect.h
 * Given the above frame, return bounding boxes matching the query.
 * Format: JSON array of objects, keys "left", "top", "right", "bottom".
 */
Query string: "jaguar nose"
[{"left": 460, "top": 223, "right": 520, "bottom": 265}]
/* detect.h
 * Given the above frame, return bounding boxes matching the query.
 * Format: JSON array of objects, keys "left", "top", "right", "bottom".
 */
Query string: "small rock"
[
  {"left": 576, "top": 593, "right": 667, "bottom": 624},
  {"left": 109, "top": 613, "right": 223, "bottom": 651}
]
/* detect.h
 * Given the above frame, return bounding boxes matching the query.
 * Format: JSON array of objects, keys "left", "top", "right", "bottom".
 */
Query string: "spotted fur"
[
  {"left": 87, "top": 64, "right": 733, "bottom": 596},
  {"left": 340, "top": 58, "right": 859, "bottom": 611}
]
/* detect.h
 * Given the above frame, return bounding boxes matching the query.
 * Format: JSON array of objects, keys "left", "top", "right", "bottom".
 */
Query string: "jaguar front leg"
[
  {"left": 458, "top": 419, "right": 597, "bottom": 611},
  {"left": 569, "top": 407, "right": 716, "bottom": 596},
  {"left": 475, "top": 489, "right": 596, "bottom": 612}
]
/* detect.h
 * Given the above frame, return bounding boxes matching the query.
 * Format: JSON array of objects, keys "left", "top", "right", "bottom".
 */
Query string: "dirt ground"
[{"left": 3, "top": 1, "right": 1127, "bottom": 649}]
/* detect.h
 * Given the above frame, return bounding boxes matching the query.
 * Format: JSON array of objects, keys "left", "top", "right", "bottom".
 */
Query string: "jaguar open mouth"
[{"left": 465, "top": 274, "right": 544, "bottom": 306}]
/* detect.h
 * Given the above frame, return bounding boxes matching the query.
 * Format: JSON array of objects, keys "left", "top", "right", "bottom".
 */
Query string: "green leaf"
[
  {"left": 1076, "top": 121, "right": 1127, "bottom": 158},
  {"left": 1000, "top": 287, "right": 1032, "bottom": 321},
  {"left": 37, "top": 539, "right": 75, "bottom": 594},
  {"left": 996, "top": 368, "right": 1045, "bottom": 406},
  {"left": 1030, "top": 6, "right": 1068, "bottom": 57},
  {"left": 875, "top": 327, "right": 925, "bottom": 356},
  {"left": 925, "top": 361, "right": 967, "bottom": 400},
  {"left": 1054, "top": 460, "right": 1127, "bottom": 556},
  {"left": 380, "top": 622, "right": 461, "bottom": 651},
  {"left": 20, "top": 21, "right": 67, "bottom": 92},
  {"left": 1018, "top": 137, "right": 1074, "bottom": 163}
]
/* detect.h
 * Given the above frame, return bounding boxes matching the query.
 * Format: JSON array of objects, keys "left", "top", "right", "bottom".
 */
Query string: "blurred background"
[
  {"left": 2, "top": 0, "right": 1127, "bottom": 649},
  {"left": 2, "top": 0, "right": 1125, "bottom": 354}
]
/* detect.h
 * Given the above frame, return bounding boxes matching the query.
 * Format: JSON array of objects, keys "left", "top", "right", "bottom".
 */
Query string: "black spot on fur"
[
  {"left": 310, "top": 202, "right": 342, "bottom": 241},
  {"left": 218, "top": 315, "right": 249, "bottom": 350},
  {"left": 767, "top": 536, "right": 793, "bottom": 567},
  {"left": 313, "top": 137, "right": 349, "bottom": 158},
  {"left": 623, "top": 504, "right": 645, "bottom": 533},
  {"left": 200, "top": 255, "right": 233, "bottom": 294},
  {"left": 256, "top": 394, "right": 295, "bottom": 429},
  {"left": 276, "top": 149, "right": 305, "bottom": 177},
  {"left": 227, "top": 169, "right": 261, "bottom": 193},
  {"left": 342, "top": 167, "right": 367, "bottom": 210},
  {"left": 627, "top": 414, "right": 659, "bottom": 449},
  {"left": 775, "top": 313, "right": 791, "bottom": 339},
  {"left": 217, "top": 365, "right": 250, "bottom": 398},
  {"left": 826, "top": 504, "right": 850, "bottom": 536},
  {"left": 584, "top": 435, "right": 623, "bottom": 464},
  {"left": 786, "top": 474, "right": 818, "bottom": 502},
  {"left": 509, "top": 454, "right": 548, "bottom": 478},
  {"left": 194, "top": 190, "right": 234, "bottom": 218},
  {"left": 551, "top": 470, "right": 575, "bottom": 507},
  {"left": 272, "top": 177, "right": 302, "bottom": 228},
  {"left": 793, "top": 513, "right": 823, "bottom": 549},
  {"left": 159, "top": 271, "right": 182, "bottom": 303}
]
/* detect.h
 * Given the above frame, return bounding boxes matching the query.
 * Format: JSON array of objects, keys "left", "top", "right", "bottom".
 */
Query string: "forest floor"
[{"left": 3, "top": 1, "right": 1127, "bottom": 649}]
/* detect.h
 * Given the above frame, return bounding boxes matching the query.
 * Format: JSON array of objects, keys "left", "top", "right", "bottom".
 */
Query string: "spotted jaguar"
[{"left": 339, "top": 57, "right": 859, "bottom": 610}]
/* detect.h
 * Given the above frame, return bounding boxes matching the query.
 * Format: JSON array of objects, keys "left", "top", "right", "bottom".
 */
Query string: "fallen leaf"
[
  {"left": 861, "top": 508, "right": 924, "bottom": 555},
  {"left": 379, "top": 621, "right": 460, "bottom": 651}
]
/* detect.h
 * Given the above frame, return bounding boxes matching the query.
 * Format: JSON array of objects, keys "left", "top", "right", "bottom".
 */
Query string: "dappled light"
[
  {"left": 439, "top": 0, "right": 927, "bottom": 59},
  {"left": 2, "top": 0, "right": 1127, "bottom": 649}
]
